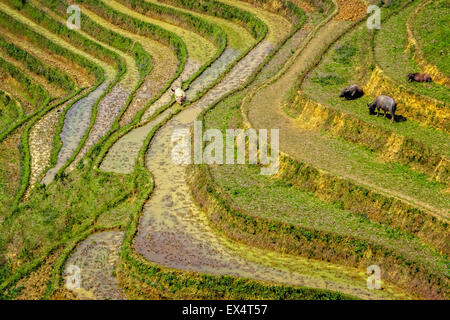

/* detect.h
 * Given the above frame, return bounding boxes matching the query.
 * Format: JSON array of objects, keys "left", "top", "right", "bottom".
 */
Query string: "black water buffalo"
[
  {"left": 339, "top": 84, "right": 364, "bottom": 100},
  {"left": 368, "top": 95, "right": 397, "bottom": 123},
  {"left": 408, "top": 73, "right": 432, "bottom": 83}
]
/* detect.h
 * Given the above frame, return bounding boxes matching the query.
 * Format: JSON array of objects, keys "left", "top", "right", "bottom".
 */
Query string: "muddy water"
[
  {"left": 101, "top": 49, "right": 240, "bottom": 174},
  {"left": 100, "top": 59, "right": 201, "bottom": 173},
  {"left": 133, "top": 40, "right": 406, "bottom": 299},
  {"left": 100, "top": 49, "right": 239, "bottom": 174},
  {"left": 28, "top": 94, "right": 82, "bottom": 193},
  {"left": 31, "top": 4, "right": 141, "bottom": 173},
  {"left": 79, "top": 6, "right": 179, "bottom": 126},
  {"left": 186, "top": 48, "right": 240, "bottom": 100},
  {"left": 142, "top": 60, "right": 202, "bottom": 120},
  {"left": 0, "top": 2, "right": 118, "bottom": 184},
  {"left": 63, "top": 231, "right": 126, "bottom": 300},
  {"left": 119, "top": 53, "right": 178, "bottom": 126},
  {"left": 42, "top": 80, "right": 111, "bottom": 184},
  {"left": 68, "top": 84, "right": 132, "bottom": 172}
]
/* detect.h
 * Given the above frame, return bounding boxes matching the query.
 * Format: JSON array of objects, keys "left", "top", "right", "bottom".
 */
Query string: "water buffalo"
[
  {"left": 408, "top": 73, "right": 432, "bottom": 83},
  {"left": 368, "top": 95, "right": 397, "bottom": 123},
  {"left": 339, "top": 84, "right": 364, "bottom": 100}
]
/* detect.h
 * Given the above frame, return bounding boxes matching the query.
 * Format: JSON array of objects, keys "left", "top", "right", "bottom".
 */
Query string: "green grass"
[
  {"left": 415, "top": 0, "right": 450, "bottom": 75},
  {"left": 1, "top": 0, "right": 447, "bottom": 300},
  {"left": 0, "top": 55, "right": 50, "bottom": 109},
  {"left": 210, "top": 163, "right": 447, "bottom": 270},
  {"left": 0, "top": 91, "right": 22, "bottom": 134},
  {"left": 0, "top": 129, "right": 21, "bottom": 218},
  {"left": 194, "top": 7, "right": 449, "bottom": 292},
  {"left": 375, "top": 0, "right": 449, "bottom": 103},
  {"left": 0, "top": 34, "right": 75, "bottom": 93},
  {"left": 0, "top": 1, "right": 106, "bottom": 80},
  {"left": 0, "top": 168, "right": 135, "bottom": 298},
  {"left": 303, "top": 23, "right": 450, "bottom": 158},
  {"left": 219, "top": 0, "right": 292, "bottom": 44},
  {"left": 202, "top": 77, "right": 448, "bottom": 286},
  {"left": 146, "top": 0, "right": 256, "bottom": 51},
  {"left": 1, "top": 0, "right": 121, "bottom": 70}
]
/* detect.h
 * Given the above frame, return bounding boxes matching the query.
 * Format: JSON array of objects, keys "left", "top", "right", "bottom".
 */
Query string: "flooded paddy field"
[
  {"left": 63, "top": 231, "right": 126, "bottom": 300},
  {"left": 132, "top": 39, "right": 408, "bottom": 300},
  {"left": 3, "top": 0, "right": 448, "bottom": 301},
  {"left": 28, "top": 93, "right": 85, "bottom": 191},
  {"left": 100, "top": 59, "right": 201, "bottom": 174},
  {"left": 42, "top": 80, "right": 111, "bottom": 184}
]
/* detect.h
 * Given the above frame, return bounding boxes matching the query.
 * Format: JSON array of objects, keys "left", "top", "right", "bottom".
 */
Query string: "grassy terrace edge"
[
  {"left": 31, "top": 0, "right": 190, "bottom": 175},
  {"left": 407, "top": 0, "right": 449, "bottom": 87},
  {"left": 281, "top": 0, "right": 449, "bottom": 185},
  {"left": 188, "top": 0, "right": 448, "bottom": 300},
  {"left": 0, "top": 0, "right": 268, "bottom": 299},
  {"left": 116, "top": 2, "right": 356, "bottom": 299}
]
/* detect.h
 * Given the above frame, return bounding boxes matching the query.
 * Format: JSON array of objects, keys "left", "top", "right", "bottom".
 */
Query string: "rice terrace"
[{"left": 0, "top": 0, "right": 448, "bottom": 303}]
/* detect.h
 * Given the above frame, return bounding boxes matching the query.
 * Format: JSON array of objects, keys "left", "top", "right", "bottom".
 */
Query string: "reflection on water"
[
  {"left": 101, "top": 50, "right": 240, "bottom": 174},
  {"left": 42, "top": 80, "right": 111, "bottom": 184}
]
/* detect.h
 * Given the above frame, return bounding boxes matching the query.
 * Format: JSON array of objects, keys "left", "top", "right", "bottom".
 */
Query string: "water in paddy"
[
  {"left": 101, "top": 49, "right": 240, "bottom": 174},
  {"left": 42, "top": 80, "right": 110, "bottom": 185},
  {"left": 142, "top": 59, "right": 202, "bottom": 120},
  {"left": 133, "top": 40, "right": 407, "bottom": 300},
  {"left": 68, "top": 84, "right": 132, "bottom": 172},
  {"left": 100, "top": 59, "right": 201, "bottom": 174},
  {"left": 186, "top": 48, "right": 240, "bottom": 100},
  {"left": 63, "top": 231, "right": 126, "bottom": 300}
]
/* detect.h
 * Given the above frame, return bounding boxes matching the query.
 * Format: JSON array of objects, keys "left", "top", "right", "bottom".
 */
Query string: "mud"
[
  {"left": 100, "top": 59, "right": 201, "bottom": 173},
  {"left": 63, "top": 231, "right": 126, "bottom": 300},
  {"left": 80, "top": 6, "right": 179, "bottom": 126},
  {"left": 42, "top": 80, "right": 111, "bottom": 184},
  {"left": 186, "top": 48, "right": 241, "bottom": 100},
  {"left": 101, "top": 48, "right": 241, "bottom": 174},
  {"left": 67, "top": 84, "right": 131, "bottom": 172},
  {"left": 142, "top": 59, "right": 202, "bottom": 120},
  {"left": 28, "top": 96, "right": 78, "bottom": 192},
  {"left": 101, "top": 48, "right": 240, "bottom": 174},
  {"left": 132, "top": 39, "right": 407, "bottom": 299}
]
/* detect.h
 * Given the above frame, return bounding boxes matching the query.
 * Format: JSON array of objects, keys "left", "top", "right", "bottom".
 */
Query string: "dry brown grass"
[
  {"left": 15, "top": 250, "right": 61, "bottom": 300},
  {"left": 334, "top": 0, "right": 367, "bottom": 21},
  {"left": 289, "top": 0, "right": 316, "bottom": 13}
]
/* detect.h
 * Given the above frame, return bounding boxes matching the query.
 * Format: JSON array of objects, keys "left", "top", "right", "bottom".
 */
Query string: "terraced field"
[{"left": 0, "top": 0, "right": 448, "bottom": 301}]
